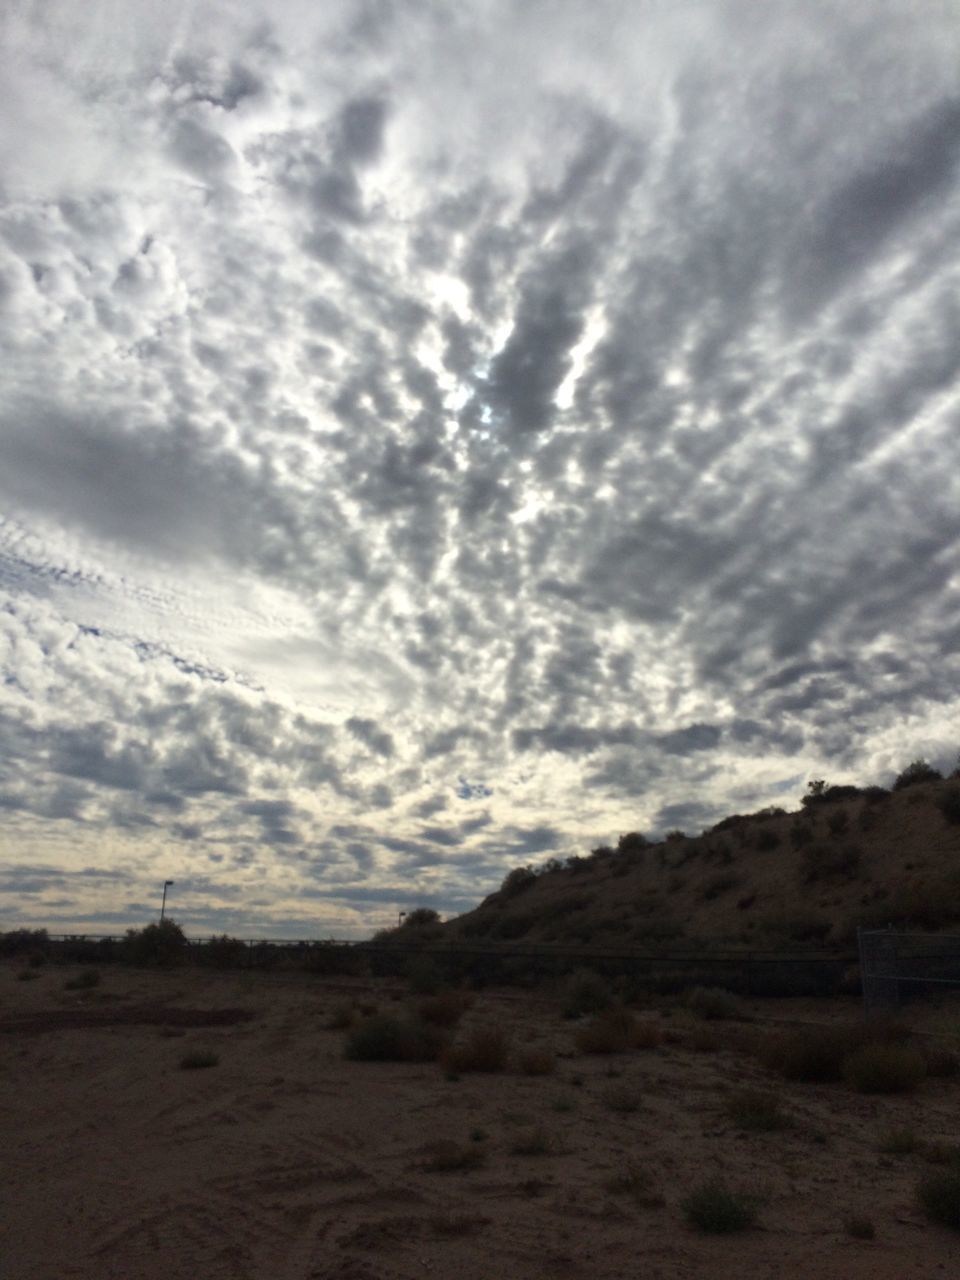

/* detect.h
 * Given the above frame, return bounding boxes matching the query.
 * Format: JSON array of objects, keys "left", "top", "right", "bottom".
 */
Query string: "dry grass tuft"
[{"left": 442, "top": 1024, "right": 510, "bottom": 1073}]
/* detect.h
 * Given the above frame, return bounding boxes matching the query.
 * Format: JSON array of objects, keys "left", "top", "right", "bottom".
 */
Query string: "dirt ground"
[{"left": 2, "top": 960, "right": 959, "bottom": 1280}]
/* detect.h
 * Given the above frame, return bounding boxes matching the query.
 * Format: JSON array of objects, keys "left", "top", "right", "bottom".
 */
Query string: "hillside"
[{"left": 409, "top": 771, "right": 960, "bottom": 953}]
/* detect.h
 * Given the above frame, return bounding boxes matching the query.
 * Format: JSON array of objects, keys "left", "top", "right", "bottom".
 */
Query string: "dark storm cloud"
[{"left": 345, "top": 716, "right": 395, "bottom": 757}]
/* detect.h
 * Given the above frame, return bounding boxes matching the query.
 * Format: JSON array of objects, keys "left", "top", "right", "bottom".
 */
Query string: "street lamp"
[
  {"left": 160, "top": 880, "right": 175, "bottom": 922},
  {"left": 398, "top": 911, "right": 407, "bottom": 927}
]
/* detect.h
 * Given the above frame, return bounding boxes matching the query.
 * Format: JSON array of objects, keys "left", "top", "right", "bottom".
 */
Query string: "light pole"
[
  {"left": 160, "top": 880, "right": 174, "bottom": 922},
  {"left": 398, "top": 911, "right": 406, "bottom": 927}
]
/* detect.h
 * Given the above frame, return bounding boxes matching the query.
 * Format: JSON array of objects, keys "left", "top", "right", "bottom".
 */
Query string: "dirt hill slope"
[{"left": 421, "top": 776, "right": 960, "bottom": 953}]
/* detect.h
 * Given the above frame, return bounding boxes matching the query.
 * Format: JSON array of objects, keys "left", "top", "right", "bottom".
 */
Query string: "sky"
[{"left": 2, "top": 0, "right": 960, "bottom": 939}]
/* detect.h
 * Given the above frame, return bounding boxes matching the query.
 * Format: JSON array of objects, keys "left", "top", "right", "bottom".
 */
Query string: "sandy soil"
[{"left": 2, "top": 960, "right": 958, "bottom": 1280}]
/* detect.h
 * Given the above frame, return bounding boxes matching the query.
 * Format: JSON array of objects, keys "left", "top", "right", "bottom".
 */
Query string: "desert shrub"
[
  {"left": 702, "top": 873, "right": 739, "bottom": 901},
  {"left": 845, "top": 1215, "right": 875, "bottom": 1239},
  {"left": 801, "top": 842, "right": 861, "bottom": 883},
  {"left": 878, "top": 1128, "right": 920, "bottom": 1155},
  {"left": 442, "top": 1024, "right": 509, "bottom": 1073},
  {"left": 64, "top": 969, "right": 101, "bottom": 991},
  {"left": 686, "top": 986, "right": 744, "bottom": 1021},
  {"left": 421, "top": 1141, "right": 485, "bottom": 1173},
  {"left": 936, "top": 786, "right": 960, "bottom": 826},
  {"left": 0, "top": 928, "right": 50, "bottom": 958},
  {"left": 632, "top": 1019, "right": 662, "bottom": 1049},
  {"left": 789, "top": 822, "right": 815, "bottom": 849},
  {"left": 325, "top": 1001, "right": 355, "bottom": 1030},
  {"left": 843, "top": 1043, "right": 926, "bottom": 1094},
  {"left": 604, "top": 1163, "right": 665, "bottom": 1206},
  {"left": 560, "top": 968, "right": 613, "bottom": 1018},
  {"left": 726, "top": 1089, "right": 791, "bottom": 1132},
  {"left": 518, "top": 1047, "right": 555, "bottom": 1075},
  {"left": 827, "top": 810, "right": 850, "bottom": 836},
  {"left": 200, "top": 934, "right": 251, "bottom": 968},
  {"left": 682, "top": 1180, "right": 757, "bottom": 1233},
  {"left": 574, "top": 1006, "right": 639, "bottom": 1054},
  {"left": 601, "top": 1081, "right": 644, "bottom": 1113},
  {"left": 122, "top": 919, "right": 188, "bottom": 968},
  {"left": 762, "top": 1025, "right": 866, "bottom": 1082},
  {"left": 500, "top": 866, "right": 537, "bottom": 896},
  {"left": 893, "top": 759, "right": 943, "bottom": 791},
  {"left": 345, "top": 1014, "right": 445, "bottom": 1063},
  {"left": 917, "top": 1168, "right": 960, "bottom": 1229},
  {"left": 180, "top": 1051, "right": 219, "bottom": 1070},
  {"left": 418, "top": 990, "right": 474, "bottom": 1027},
  {"left": 753, "top": 828, "right": 781, "bottom": 852},
  {"left": 923, "top": 1046, "right": 960, "bottom": 1078},
  {"left": 736, "top": 893, "right": 756, "bottom": 911},
  {"left": 405, "top": 956, "right": 442, "bottom": 995},
  {"left": 494, "top": 913, "right": 534, "bottom": 940},
  {"left": 617, "top": 832, "right": 649, "bottom": 856},
  {"left": 510, "top": 1127, "right": 557, "bottom": 1156},
  {"left": 665, "top": 829, "right": 686, "bottom": 842}
]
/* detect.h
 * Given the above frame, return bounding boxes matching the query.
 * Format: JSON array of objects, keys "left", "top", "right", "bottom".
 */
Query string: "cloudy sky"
[{"left": 2, "top": 0, "right": 960, "bottom": 938}]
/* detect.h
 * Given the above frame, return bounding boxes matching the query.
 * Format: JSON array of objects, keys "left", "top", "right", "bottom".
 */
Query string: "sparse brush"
[
  {"left": 64, "top": 969, "right": 101, "bottom": 991},
  {"left": 510, "top": 1127, "right": 558, "bottom": 1156},
  {"left": 922, "top": 1142, "right": 960, "bottom": 1166},
  {"left": 604, "top": 1163, "right": 665, "bottom": 1207},
  {"left": 601, "top": 1081, "right": 644, "bottom": 1113},
  {"left": 421, "top": 1141, "right": 486, "bottom": 1173},
  {"left": 917, "top": 1168, "right": 960, "bottom": 1229},
  {"left": 842, "top": 1044, "right": 926, "bottom": 1094},
  {"left": 923, "top": 1046, "right": 960, "bottom": 1079},
  {"left": 686, "top": 987, "right": 745, "bottom": 1021},
  {"left": 845, "top": 1215, "right": 875, "bottom": 1239},
  {"left": 726, "top": 1088, "right": 790, "bottom": 1132},
  {"left": 878, "top": 1128, "right": 920, "bottom": 1155},
  {"left": 682, "top": 1179, "right": 757, "bottom": 1233},
  {"left": 442, "top": 1024, "right": 509, "bottom": 1073},
  {"left": 574, "top": 1006, "right": 639, "bottom": 1054},
  {"left": 761, "top": 1024, "right": 866, "bottom": 1082},
  {"left": 16, "top": 970, "right": 41, "bottom": 981},
  {"left": 326, "top": 1001, "right": 355, "bottom": 1030},
  {"left": 345, "top": 1014, "right": 445, "bottom": 1063},
  {"left": 518, "top": 1046, "right": 555, "bottom": 1075},
  {"left": 180, "top": 1051, "right": 219, "bottom": 1070},
  {"left": 560, "top": 969, "right": 613, "bottom": 1018},
  {"left": 418, "top": 990, "right": 474, "bottom": 1027}
]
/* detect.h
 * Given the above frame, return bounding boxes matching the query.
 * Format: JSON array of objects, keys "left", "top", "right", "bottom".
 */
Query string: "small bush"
[
  {"left": 0, "top": 928, "right": 50, "bottom": 958},
  {"left": 843, "top": 1043, "right": 926, "bottom": 1094},
  {"left": 574, "top": 1006, "right": 639, "bottom": 1054},
  {"left": 560, "top": 968, "right": 613, "bottom": 1018},
  {"left": 762, "top": 1025, "right": 865, "bottom": 1082},
  {"left": 801, "top": 842, "right": 861, "bottom": 883},
  {"left": 686, "top": 987, "right": 744, "bottom": 1021},
  {"left": 510, "top": 1127, "right": 557, "bottom": 1156},
  {"left": 726, "top": 1089, "right": 790, "bottom": 1132},
  {"left": 604, "top": 1163, "right": 665, "bottom": 1207},
  {"left": 754, "top": 828, "right": 781, "bottom": 852},
  {"left": 601, "top": 1082, "right": 644, "bottom": 1113},
  {"left": 936, "top": 786, "right": 960, "bottom": 826},
  {"left": 123, "top": 919, "right": 188, "bottom": 968},
  {"left": 64, "top": 969, "right": 101, "bottom": 991},
  {"left": 345, "top": 1015, "right": 445, "bottom": 1063},
  {"left": 500, "top": 866, "right": 537, "bottom": 896},
  {"left": 518, "top": 1047, "right": 555, "bottom": 1076},
  {"left": 201, "top": 935, "right": 251, "bottom": 968},
  {"left": 682, "top": 1180, "right": 757, "bottom": 1233},
  {"left": 893, "top": 759, "right": 943, "bottom": 791},
  {"left": 442, "top": 1025, "right": 509, "bottom": 1073},
  {"left": 418, "top": 991, "right": 474, "bottom": 1027},
  {"left": 326, "top": 1001, "right": 355, "bottom": 1030},
  {"left": 703, "top": 873, "right": 739, "bottom": 901},
  {"left": 827, "top": 810, "right": 850, "bottom": 836},
  {"left": 422, "top": 1141, "right": 485, "bottom": 1173},
  {"left": 180, "top": 1051, "right": 219, "bottom": 1070},
  {"left": 845, "top": 1215, "right": 875, "bottom": 1240},
  {"left": 878, "top": 1128, "right": 920, "bottom": 1155},
  {"left": 917, "top": 1168, "right": 960, "bottom": 1229},
  {"left": 924, "top": 1046, "right": 960, "bottom": 1079}
]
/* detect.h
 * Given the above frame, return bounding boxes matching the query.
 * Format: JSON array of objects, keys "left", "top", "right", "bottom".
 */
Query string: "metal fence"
[
  {"left": 33, "top": 933, "right": 859, "bottom": 997},
  {"left": 858, "top": 927, "right": 960, "bottom": 1017}
]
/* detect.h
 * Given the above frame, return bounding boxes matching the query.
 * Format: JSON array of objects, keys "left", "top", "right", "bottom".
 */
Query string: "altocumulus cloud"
[{"left": 1, "top": 0, "right": 960, "bottom": 936}]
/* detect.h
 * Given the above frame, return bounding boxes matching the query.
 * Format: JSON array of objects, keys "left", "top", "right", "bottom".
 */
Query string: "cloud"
[{"left": 2, "top": 0, "right": 960, "bottom": 936}]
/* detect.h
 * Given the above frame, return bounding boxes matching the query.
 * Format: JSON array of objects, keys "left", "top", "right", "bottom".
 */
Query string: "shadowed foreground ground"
[{"left": 2, "top": 960, "right": 958, "bottom": 1279}]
